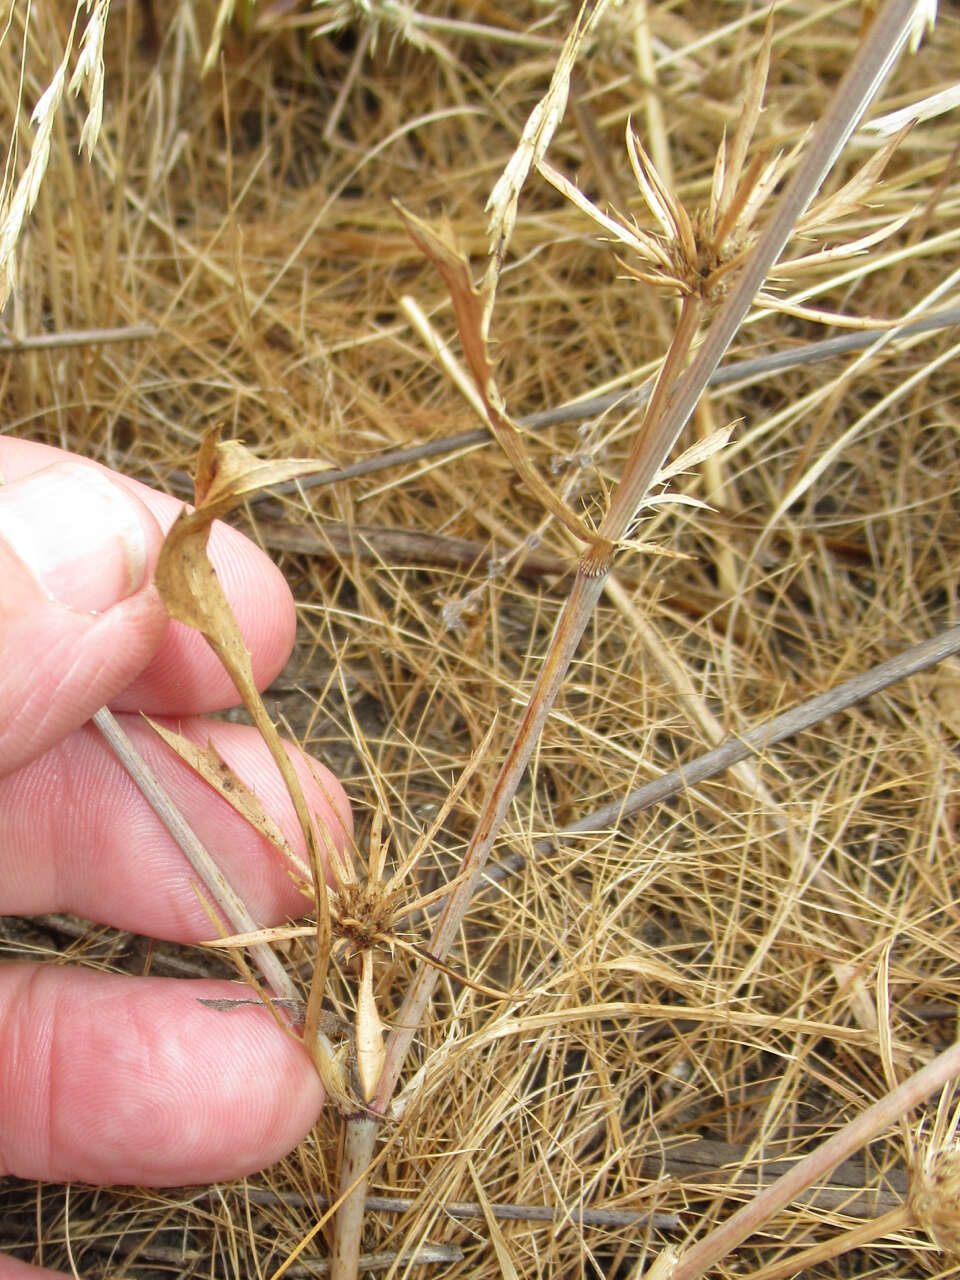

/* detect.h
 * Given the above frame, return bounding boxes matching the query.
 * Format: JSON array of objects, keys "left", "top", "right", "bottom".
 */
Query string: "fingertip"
[
  {"left": 0, "top": 968, "right": 325, "bottom": 1186},
  {"left": 0, "top": 460, "right": 171, "bottom": 776},
  {"left": 0, "top": 438, "right": 300, "bottom": 718},
  {"left": 0, "top": 574, "right": 169, "bottom": 779}
]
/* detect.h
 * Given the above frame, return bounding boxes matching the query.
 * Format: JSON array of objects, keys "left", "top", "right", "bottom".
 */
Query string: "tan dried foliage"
[{"left": 2, "top": 1, "right": 960, "bottom": 1278}]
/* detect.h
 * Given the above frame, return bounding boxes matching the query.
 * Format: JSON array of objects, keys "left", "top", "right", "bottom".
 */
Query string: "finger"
[
  {"left": 0, "top": 1256, "right": 69, "bottom": 1280},
  {"left": 0, "top": 716, "right": 352, "bottom": 941},
  {"left": 0, "top": 462, "right": 168, "bottom": 777},
  {"left": 0, "top": 966, "right": 324, "bottom": 1186},
  {"left": 0, "top": 439, "right": 297, "bottom": 716}
]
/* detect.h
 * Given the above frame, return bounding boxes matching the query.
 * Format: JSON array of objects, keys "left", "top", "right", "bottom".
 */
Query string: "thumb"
[{"left": 0, "top": 461, "right": 168, "bottom": 776}]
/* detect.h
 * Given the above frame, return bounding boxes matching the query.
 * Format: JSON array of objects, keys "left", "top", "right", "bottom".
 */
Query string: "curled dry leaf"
[
  {"left": 152, "top": 426, "right": 341, "bottom": 1076},
  {"left": 396, "top": 203, "right": 609, "bottom": 560}
]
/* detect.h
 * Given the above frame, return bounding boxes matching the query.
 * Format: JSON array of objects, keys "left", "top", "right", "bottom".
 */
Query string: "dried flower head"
[
  {"left": 540, "top": 18, "right": 909, "bottom": 323},
  {"left": 328, "top": 812, "right": 405, "bottom": 961},
  {"left": 200, "top": 722, "right": 510, "bottom": 1109},
  {"left": 910, "top": 1144, "right": 960, "bottom": 1256},
  {"left": 618, "top": 127, "right": 795, "bottom": 305}
]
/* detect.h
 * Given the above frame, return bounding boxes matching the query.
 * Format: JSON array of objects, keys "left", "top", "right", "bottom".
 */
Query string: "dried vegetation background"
[{"left": 1, "top": 1, "right": 960, "bottom": 1277}]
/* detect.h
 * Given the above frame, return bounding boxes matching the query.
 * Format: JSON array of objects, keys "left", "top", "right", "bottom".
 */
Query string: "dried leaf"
[
  {"left": 776, "top": 212, "right": 910, "bottom": 275},
  {"left": 192, "top": 430, "right": 333, "bottom": 511},
  {"left": 153, "top": 426, "right": 338, "bottom": 1038},
  {"left": 753, "top": 296, "right": 896, "bottom": 328},
  {"left": 594, "top": 954, "right": 704, "bottom": 999},
  {"left": 862, "top": 82, "right": 959, "bottom": 136},
  {"left": 146, "top": 718, "right": 312, "bottom": 890},
  {"left": 396, "top": 204, "right": 597, "bottom": 548},
  {"left": 626, "top": 127, "right": 682, "bottom": 246},
  {"left": 311, "top": 1033, "right": 358, "bottom": 1114},
  {"left": 646, "top": 1246, "right": 681, "bottom": 1280},
  {"left": 200, "top": 923, "right": 315, "bottom": 949},
  {"left": 797, "top": 125, "right": 912, "bottom": 232},
  {"left": 719, "top": 17, "right": 773, "bottom": 224},
  {"left": 355, "top": 951, "right": 386, "bottom": 1101},
  {"left": 537, "top": 158, "right": 667, "bottom": 264},
  {"left": 655, "top": 426, "right": 733, "bottom": 485}
]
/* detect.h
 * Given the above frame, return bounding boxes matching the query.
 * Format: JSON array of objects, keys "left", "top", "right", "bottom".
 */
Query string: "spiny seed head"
[
  {"left": 331, "top": 878, "right": 403, "bottom": 957},
  {"left": 910, "top": 1145, "right": 960, "bottom": 1256}
]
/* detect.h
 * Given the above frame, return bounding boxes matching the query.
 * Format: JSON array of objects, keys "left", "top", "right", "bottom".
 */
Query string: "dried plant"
[
  {"left": 0, "top": 0, "right": 110, "bottom": 307},
  {"left": 3, "top": 2, "right": 960, "bottom": 1279}
]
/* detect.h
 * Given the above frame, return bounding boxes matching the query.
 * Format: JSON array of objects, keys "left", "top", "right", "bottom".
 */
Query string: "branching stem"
[{"left": 373, "top": 0, "right": 922, "bottom": 1118}]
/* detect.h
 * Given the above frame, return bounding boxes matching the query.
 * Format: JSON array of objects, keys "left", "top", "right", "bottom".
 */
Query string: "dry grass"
[{"left": 1, "top": 1, "right": 960, "bottom": 1276}]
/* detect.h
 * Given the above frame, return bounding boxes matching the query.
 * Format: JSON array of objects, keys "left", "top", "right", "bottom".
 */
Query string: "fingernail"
[{"left": 0, "top": 462, "right": 152, "bottom": 612}]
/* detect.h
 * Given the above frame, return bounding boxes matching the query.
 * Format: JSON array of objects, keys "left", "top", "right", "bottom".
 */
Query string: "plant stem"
[
  {"left": 665, "top": 1042, "right": 960, "bottom": 1280},
  {"left": 747, "top": 1205, "right": 912, "bottom": 1280},
  {"left": 600, "top": 0, "right": 919, "bottom": 537},
  {"left": 328, "top": 6, "right": 924, "bottom": 1277},
  {"left": 93, "top": 707, "right": 297, "bottom": 1003},
  {"left": 374, "top": 568, "right": 607, "bottom": 1109},
  {"left": 330, "top": 1117, "right": 379, "bottom": 1280},
  {"left": 374, "top": 0, "right": 922, "bottom": 1114}
]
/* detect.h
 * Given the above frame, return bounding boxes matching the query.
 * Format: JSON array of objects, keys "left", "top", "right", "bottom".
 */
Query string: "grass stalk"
[
  {"left": 664, "top": 1040, "right": 960, "bottom": 1280},
  {"left": 92, "top": 707, "right": 298, "bottom": 1004}
]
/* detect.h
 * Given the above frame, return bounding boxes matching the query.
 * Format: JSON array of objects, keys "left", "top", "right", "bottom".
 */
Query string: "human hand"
[{"left": 0, "top": 440, "right": 351, "bottom": 1264}]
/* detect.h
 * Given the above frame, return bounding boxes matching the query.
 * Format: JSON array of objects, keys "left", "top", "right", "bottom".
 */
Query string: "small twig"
[
  {"left": 86, "top": 1240, "right": 464, "bottom": 1276},
  {"left": 224, "top": 1187, "right": 679, "bottom": 1230},
  {"left": 313, "top": 1245, "right": 463, "bottom": 1275},
  {"left": 251, "top": 515, "right": 570, "bottom": 579},
  {"left": 92, "top": 707, "right": 297, "bottom": 1003},
  {"left": 0, "top": 323, "right": 157, "bottom": 352}
]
